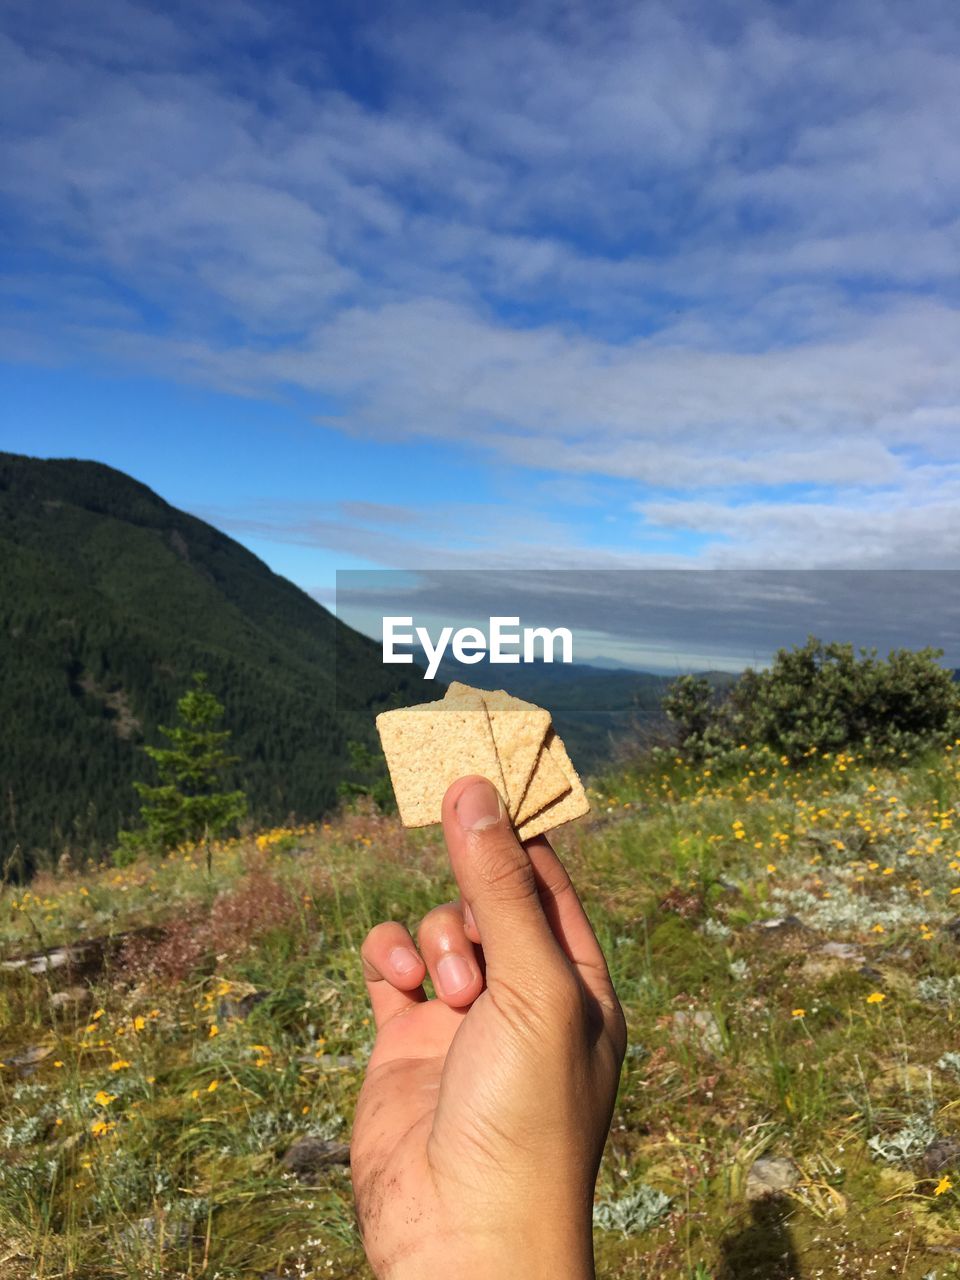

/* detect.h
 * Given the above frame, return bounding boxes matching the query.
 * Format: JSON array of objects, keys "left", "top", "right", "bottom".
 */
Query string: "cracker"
[
  {"left": 516, "top": 728, "right": 590, "bottom": 841},
  {"left": 376, "top": 700, "right": 505, "bottom": 827},
  {"left": 512, "top": 737, "right": 571, "bottom": 825},
  {"left": 444, "top": 682, "right": 553, "bottom": 818}
]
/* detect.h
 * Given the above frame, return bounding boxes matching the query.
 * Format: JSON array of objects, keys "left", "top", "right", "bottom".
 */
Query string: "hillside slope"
[
  {"left": 3, "top": 750, "right": 960, "bottom": 1276},
  {"left": 0, "top": 452, "right": 430, "bottom": 870}
]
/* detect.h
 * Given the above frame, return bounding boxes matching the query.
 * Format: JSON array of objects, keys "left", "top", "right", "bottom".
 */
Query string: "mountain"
[
  {"left": 0, "top": 453, "right": 434, "bottom": 874},
  {"left": 572, "top": 654, "right": 649, "bottom": 671},
  {"left": 426, "top": 655, "right": 739, "bottom": 770}
]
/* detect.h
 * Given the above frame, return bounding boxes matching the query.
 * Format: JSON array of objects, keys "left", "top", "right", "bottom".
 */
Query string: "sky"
[{"left": 3, "top": 0, "right": 960, "bottom": 660}]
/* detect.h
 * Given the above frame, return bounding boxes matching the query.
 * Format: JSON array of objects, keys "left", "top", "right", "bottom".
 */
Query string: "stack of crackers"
[{"left": 375, "top": 681, "right": 590, "bottom": 841}]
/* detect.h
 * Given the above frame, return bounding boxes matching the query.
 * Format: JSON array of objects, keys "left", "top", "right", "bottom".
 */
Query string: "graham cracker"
[
  {"left": 515, "top": 728, "right": 590, "bottom": 841},
  {"left": 376, "top": 699, "right": 506, "bottom": 827},
  {"left": 444, "top": 682, "right": 554, "bottom": 818},
  {"left": 512, "top": 737, "right": 571, "bottom": 825}
]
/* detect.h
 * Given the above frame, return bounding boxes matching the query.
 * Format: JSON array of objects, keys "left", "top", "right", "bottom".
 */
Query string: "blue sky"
[{"left": 4, "top": 0, "right": 960, "bottom": 616}]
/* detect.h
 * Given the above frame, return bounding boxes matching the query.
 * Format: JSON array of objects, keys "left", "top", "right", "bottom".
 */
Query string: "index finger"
[{"left": 521, "top": 833, "right": 620, "bottom": 1012}]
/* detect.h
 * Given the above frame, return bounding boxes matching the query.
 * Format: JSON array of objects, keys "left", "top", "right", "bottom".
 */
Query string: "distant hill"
[
  {"left": 426, "top": 655, "right": 738, "bottom": 771},
  {"left": 0, "top": 453, "right": 433, "bottom": 874}
]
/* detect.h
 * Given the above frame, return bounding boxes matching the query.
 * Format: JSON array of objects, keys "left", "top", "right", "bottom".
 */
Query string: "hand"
[{"left": 351, "top": 775, "right": 627, "bottom": 1279}]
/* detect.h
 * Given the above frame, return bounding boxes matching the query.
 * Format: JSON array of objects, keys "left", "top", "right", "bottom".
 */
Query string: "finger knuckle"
[
  {"left": 360, "top": 921, "right": 388, "bottom": 956},
  {"left": 491, "top": 960, "right": 584, "bottom": 1035},
  {"left": 551, "top": 967, "right": 589, "bottom": 1027},
  {"left": 473, "top": 838, "right": 538, "bottom": 901},
  {"left": 415, "top": 902, "right": 457, "bottom": 949},
  {"left": 541, "top": 863, "right": 574, "bottom": 899}
]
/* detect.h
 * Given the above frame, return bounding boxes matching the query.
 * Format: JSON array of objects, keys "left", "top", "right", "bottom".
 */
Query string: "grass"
[{"left": 2, "top": 745, "right": 960, "bottom": 1277}]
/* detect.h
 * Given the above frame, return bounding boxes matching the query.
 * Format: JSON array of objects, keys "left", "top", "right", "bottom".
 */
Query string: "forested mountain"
[{"left": 0, "top": 453, "right": 432, "bottom": 874}]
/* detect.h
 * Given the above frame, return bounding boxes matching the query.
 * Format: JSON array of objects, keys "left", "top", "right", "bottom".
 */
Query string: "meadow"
[{"left": 2, "top": 745, "right": 960, "bottom": 1279}]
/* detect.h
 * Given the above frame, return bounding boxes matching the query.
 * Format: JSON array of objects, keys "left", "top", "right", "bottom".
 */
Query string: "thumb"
[{"left": 440, "top": 775, "right": 563, "bottom": 988}]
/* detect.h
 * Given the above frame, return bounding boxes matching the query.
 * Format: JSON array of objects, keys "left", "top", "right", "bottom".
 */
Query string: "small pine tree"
[
  {"left": 116, "top": 673, "right": 246, "bottom": 870},
  {"left": 337, "top": 739, "right": 396, "bottom": 812}
]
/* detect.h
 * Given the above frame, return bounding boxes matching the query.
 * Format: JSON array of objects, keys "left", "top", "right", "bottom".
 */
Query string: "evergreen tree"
[{"left": 116, "top": 673, "right": 246, "bottom": 870}]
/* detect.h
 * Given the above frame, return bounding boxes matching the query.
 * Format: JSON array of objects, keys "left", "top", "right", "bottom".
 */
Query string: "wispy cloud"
[
  {"left": 336, "top": 568, "right": 960, "bottom": 670},
  {"left": 3, "top": 0, "right": 960, "bottom": 567}
]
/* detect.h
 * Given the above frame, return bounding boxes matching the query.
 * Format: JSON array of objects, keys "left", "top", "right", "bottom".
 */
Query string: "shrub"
[{"left": 663, "top": 636, "right": 960, "bottom": 765}]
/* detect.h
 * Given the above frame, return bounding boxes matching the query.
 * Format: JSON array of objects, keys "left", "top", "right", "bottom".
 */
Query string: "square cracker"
[
  {"left": 444, "top": 682, "right": 558, "bottom": 818},
  {"left": 512, "top": 737, "right": 571, "bottom": 825},
  {"left": 516, "top": 728, "right": 590, "bottom": 841},
  {"left": 376, "top": 700, "right": 506, "bottom": 827}
]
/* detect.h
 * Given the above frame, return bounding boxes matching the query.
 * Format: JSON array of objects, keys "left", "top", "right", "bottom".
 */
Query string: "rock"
[
  {"left": 818, "top": 942, "right": 864, "bottom": 962},
  {"left": 49, "top": 986, "right": 92, "bottom": 1014},
  {"left": 754, "top": 916, "right": 809, "bottom": 938},
  {"left": 802, "top": 940, "right": 867, "bottom": 980},
  {"left": 216, "top": 990, "right": 269, "bottom": 1021},
  {"left": 1, "top": 1044, "right": 54, "bottom": 1077},
  {"left": 1, "top": 927, "right": 163, "bottom": 979},
  {"left": 121, "top": 1211, "right": 191, "bottom": 1250},
  {"left": 746, "top": 1157, "right": 799, "bottom": 1201},
  {"left": 280, "top": 1137, "right": 351, "bottom": 1181},
  {"left": 921, "top": 1138, "right": 960, "bottom": 1175},
  {"left": 2, "top": 940, "right": 103, "bottom": 977},
  {"left": 672, "top": 1010, "right": 723, "bottom": 1054}
]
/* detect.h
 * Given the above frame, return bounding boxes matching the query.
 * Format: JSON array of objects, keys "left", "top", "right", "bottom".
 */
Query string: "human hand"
[{"left": 351, "top": 775, "right": 627, "bottom": 1280}]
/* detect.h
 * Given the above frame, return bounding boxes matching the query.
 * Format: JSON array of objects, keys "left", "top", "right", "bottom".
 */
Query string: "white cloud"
[{"left": 4, "top": 0, "right": 960, "bottom": 567}]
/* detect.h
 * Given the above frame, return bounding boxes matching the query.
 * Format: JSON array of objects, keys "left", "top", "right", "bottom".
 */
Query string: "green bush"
[
  {"left": 336, "top": 739, "right": 396, "bottom": 813},
  {"left": 663, "top": 636, "right": 960, "bottom": 765}
]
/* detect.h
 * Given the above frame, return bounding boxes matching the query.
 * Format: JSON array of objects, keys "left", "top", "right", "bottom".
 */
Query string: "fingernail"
[
  {"left": 390, "top": 946, "right": 421, "bottom": 976},
  {"left": 463, "top": 901, "right": 476, "bottom": 931},
  {"left": 437, "top": 952, "right": 473, "bottom": 996},
  {"left": 456, "top": 779, "right": 503, "bottom": 831}
]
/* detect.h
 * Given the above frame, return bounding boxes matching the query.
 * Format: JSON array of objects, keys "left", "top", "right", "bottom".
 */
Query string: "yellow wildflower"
[
  {"left": 94, "top": 1091, "right": 117, "bottom": 1107},
  {"left": 109, "top": 1060, "right": 131, "bottom": 1071},
  {"left": 866, "top": 992, "right": 886, "bottom": 1005},
  {"left": 935, "top": 1175, "right": 953, "bottom": 1196},
  {"left": 791, "top": 1009, "right": 805, "bottom": 1019}
]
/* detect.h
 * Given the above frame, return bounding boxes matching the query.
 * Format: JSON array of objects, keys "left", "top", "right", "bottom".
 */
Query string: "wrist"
[{"left": 380, "top": 1211, "right": 595, "bottom": 1280}]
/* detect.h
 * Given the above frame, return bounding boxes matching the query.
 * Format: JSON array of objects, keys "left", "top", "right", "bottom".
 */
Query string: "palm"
[{"left": 355, "top": 990, "right": 502, "bottom": 1175}]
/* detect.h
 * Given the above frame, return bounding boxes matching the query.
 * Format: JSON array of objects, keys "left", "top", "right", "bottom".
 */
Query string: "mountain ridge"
[{"left": 0, "top": 451, "right": 431, "bottom": 872}]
